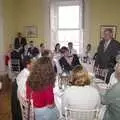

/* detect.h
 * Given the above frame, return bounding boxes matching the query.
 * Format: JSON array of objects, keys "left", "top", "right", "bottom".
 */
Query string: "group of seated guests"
[
  {"left": 11, "top": 51, "right": 120, "bottom": 120},
  {"left": 6, "top": 39, "right": 92, "bottom": 76},
  {"left": 11, "top": 41, "right": 120, "bottom": 120}
]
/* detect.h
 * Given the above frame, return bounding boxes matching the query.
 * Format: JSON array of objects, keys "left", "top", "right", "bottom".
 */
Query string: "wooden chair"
[
  {"left": 65, "top": 107, "right": 100, "bottom": 120},
  {"left": 18, "top": 93, "right": 35, "bottom": 120}
]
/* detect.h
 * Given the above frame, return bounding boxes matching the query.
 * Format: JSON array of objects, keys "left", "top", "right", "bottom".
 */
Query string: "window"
[
  {"left": 50, "top": 0, "right": 83, "bottom": 54},
  {"left": 57, "top": 5, "right": 83, "bottom": 54}
]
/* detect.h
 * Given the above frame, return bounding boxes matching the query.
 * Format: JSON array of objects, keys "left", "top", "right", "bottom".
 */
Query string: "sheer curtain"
[{"left": 50, "top": 0, "right": 84, "bottom": 53}]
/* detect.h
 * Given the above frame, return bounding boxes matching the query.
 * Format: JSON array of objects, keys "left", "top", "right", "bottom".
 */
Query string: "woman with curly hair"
[{"left": 26, "top": 57, "right": 59, "bottom": 120}]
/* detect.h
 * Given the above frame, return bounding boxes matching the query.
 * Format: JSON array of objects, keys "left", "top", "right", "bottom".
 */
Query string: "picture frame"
[
  {"left": 100, "top": 25, "right": 117, "bottom": 40},
  {"left": 24, "top": 25, "right": 38, "bottom": 38}
]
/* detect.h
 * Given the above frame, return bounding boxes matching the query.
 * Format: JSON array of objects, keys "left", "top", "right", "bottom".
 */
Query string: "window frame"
[{"left": 56, "top": 1, "right": 83, "bottom": 54}]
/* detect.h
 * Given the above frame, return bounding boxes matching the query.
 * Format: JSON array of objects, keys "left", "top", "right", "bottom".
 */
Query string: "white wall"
[
  {"left": 0, "top": 0, "right": 4, "bottom": 53},
  {"left": 0, "top": 0, "right": 6, "bottom": 75}
]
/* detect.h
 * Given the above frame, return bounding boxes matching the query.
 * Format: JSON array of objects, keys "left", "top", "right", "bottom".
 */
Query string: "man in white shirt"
[
  {"left": 68, "top": 42, "right": 77, "bottom": 56},
  {"left": 11, "top": 57, "right": 32, "bottom": 120},
  {"left": 17, "top": 58, "right": 32, "bottom": 98}
]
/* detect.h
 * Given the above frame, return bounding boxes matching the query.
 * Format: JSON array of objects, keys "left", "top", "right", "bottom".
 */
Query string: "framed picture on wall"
[
  {"left": 24, "top": 25, "right": 38, "bottom": 38},
  {"left": 100, "top": 25, "right": 117, "bottom": 40}
]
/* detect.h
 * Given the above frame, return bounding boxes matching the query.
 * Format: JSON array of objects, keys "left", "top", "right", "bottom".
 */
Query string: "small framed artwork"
[
  {"left": 100, "top": 25, "right": 117, "bottom": 40},
  {"left": 24, "top": 25, "right": 38, "bottom": 38}
]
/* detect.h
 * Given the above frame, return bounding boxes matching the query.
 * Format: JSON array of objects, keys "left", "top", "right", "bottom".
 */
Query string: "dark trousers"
[{"left": 11, "top": 80, "right": 22, "bottom": 120}]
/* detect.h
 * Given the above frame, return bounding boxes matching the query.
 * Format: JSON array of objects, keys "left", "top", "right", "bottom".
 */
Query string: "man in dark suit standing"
[
  {"left": 14, "top": 32, "right": 27, "bottom": 50},
  {"left": 94, "top": 28, "right": 120, "bottom": 83},
  {"left": 14, "top": 32, "right": 27, "bottom": 70}
]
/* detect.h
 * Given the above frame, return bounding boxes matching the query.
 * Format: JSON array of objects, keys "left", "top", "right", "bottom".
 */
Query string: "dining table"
[{"left": 54, "top": 70, "right": 110, "bottom": 120}]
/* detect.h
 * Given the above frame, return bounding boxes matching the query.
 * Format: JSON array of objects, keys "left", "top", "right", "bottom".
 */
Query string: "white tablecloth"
[
  {"left": 54, "top": 76, "right": 64, "bottom": 117},
  {"left": 82, "top": 63, "right": 94, "bottom": 73}
]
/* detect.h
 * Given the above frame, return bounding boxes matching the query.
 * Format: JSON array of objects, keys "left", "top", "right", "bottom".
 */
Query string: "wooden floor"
[{"left": 0, "top": 75, "right": 11, "bottom": 120}]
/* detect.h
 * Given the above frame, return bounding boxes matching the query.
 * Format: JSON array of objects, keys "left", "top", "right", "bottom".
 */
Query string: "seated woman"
[
  {"left": 53, "top": 43, "right": 61, "bottom": 60},
  {"left": 102, "top": 63, "right": 120, "bottom": 120},
  {"left": 59, "top": 46, "right": 80, "bottom": 73},
  {"left": 62, "top": 65, "right": 100, "bottom": 113},
  {"left": 26, "top": 57, "right": 59, "bottom": 120},
  {"left": 82, "top": 44, "right": 92, "bottom": 63}
]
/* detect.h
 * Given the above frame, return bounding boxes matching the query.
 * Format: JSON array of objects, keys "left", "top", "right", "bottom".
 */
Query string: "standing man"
[
  {"left": 14, "top": 32, "right": 27, "bottom": 50},
  {"left": 14, "top": 32, "right": 27, "bottom": 70},
  {"left": 94, "top": 28, "right": 120, "bottom": 83}
]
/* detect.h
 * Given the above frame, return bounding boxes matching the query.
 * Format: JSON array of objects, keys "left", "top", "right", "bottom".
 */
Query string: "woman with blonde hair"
[
  {"left": 62, "top": 65, "right": 100, "bottom": 113},
  {"left": 26, "top": 57, "right": 59, "bottom": 120}
]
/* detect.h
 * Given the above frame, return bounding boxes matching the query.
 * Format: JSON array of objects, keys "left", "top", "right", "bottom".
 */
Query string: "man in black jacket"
[
  {"left": 14, "top": 32, "right": 27, "bottom": 50},
  {"left": 94, "top": 28, "right": 120, "bottom": 83},
  {"left": 27, "top": 41, "right": 39, "bottom": 58}
]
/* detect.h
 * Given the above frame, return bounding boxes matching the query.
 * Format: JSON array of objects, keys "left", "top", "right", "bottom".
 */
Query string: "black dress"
[{"left": 59, "top": 54, "right": 80, "bottom": 73}]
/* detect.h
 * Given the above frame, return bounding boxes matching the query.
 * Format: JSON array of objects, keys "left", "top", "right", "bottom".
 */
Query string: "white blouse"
[
  {"left": 62, "top": 85, "right": 100, "bottom": 112},
  {"left": 17, "top": 68, "right": 30, "bottom": 98}
]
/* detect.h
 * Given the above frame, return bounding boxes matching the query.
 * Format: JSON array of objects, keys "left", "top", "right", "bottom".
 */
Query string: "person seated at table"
[
  {"left": 68, "top": 42, "right": 77, "bottom": 56},
  {"left": 41, "top": 49, "right": 57, "bottom": 73},
  {"left": 59, "top": 46, "right": 80, "bottom": 73},
  {"left": 26, "top": 57, "right": 59, "bottom": 120},
  {"left": 83, "top": 44, "right": 92, "bottom": 63},
  {"left": 53, "top": 43, "right": 61, "bottom": 59},
  {"left": 102, "top": 63, "right": 120, "bottom": 120},
  {"left": 39, "top": 43, "right": 45, "bottom": 54},
  {"left": 41, "top": 49, "right": 51, "bottom": 57},
  {"left": 27, "top": 41, "right": 39, "bottom": 58},
  {"left": 62, "top": 65, "right": 100, "bottom": 113}
]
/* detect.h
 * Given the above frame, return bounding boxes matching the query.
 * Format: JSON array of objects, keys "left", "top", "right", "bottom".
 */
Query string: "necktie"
[{"left": 104, "top": 41, "right": 108, "bottom": 52}]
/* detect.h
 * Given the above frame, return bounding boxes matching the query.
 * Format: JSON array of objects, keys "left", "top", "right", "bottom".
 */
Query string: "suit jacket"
[
  {"left": 27, "top": 47, "right": 39, "bottom": 58},
  {"left": 14, "top": 37, "right": 27, "bottom": 49},
  {"left": 95, "top": 39, "right": 120, "bottom": 69},
  {"left": 59, "top": 54, "right": 80, "bottom": 72}
]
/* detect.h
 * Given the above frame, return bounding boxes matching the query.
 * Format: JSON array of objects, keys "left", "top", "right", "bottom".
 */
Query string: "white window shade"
[{"left": 58, "top": 6, "right": 80, "bottom": 29}]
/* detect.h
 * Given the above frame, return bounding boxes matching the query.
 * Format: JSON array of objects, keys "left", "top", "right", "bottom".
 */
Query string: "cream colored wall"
[
  {"left": 90, "top": 0, "right": 120, "bottom": 54},
  {"left": 0, "top": 0, "right": 4, "bottom": 53},
  {"left": 3, "top": 0, "right": 16, "bottom": 52},
  {"left": 2, "top": 0, "right": 120, "bottom": 53},
  {"left": 15, "top": 0, "right": 45, "bottom": 47}
]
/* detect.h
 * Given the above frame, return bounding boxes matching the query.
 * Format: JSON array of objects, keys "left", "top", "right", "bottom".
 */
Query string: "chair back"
[
  {"left": 65, "top": 107, "right": 99, "bottom": 120},
  {"left": 10, "top": 59, "right": 21, "bottom": 79},
  {"left": 58, "top": 73, "right": 71, "bottom": 90},
  {"left": 94, "top": 66, "right": 108, "bottom": 82},
  {"left": 11, "top": 59, "right": 20, "bottom": 72},
  {"left": 18, "top": 93, "right": 35, "bottom": 120}
]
